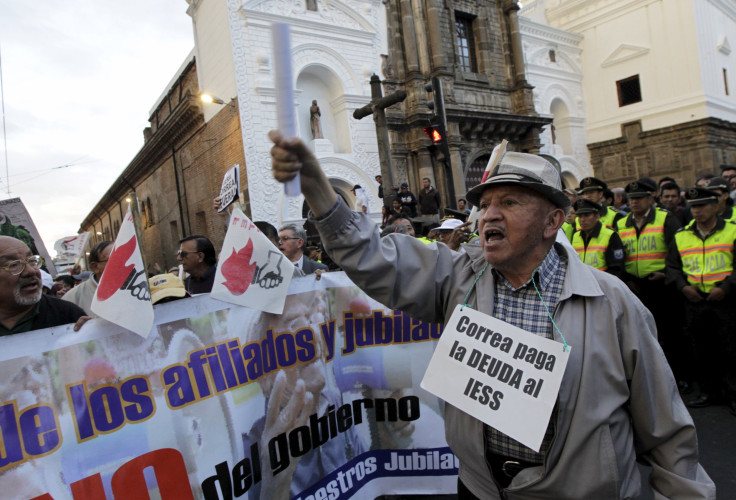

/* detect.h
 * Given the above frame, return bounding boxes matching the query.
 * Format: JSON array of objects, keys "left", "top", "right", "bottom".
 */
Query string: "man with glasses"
[
  {"left": 0, "top": 236, "right": 89, "bottom": 335},
  {"left": 177, "top": 235, "right": 217, "bottom": 294},
  {"left": 278, "top": 224, "right": 327, "bottom": 275},
  {"left": 63, "top": 240, "right": 113, "bottom": 315}
]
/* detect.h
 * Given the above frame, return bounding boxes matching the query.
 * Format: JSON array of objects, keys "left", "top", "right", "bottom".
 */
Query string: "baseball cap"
[
  {"left": 437, "top": 218, "right": 464, "bottom": 232},
  {"left": 400, "top": 182, "right": 409, "bottom": 189},
  {"left": 72, "top": 270, "right": 93, "bottom": 281},
  {"left": 40, "top": 270, "right": 53, "bottom": 290},
  {"left": 148, "top": 273, "right": 187, "bottom": 304},
  {"left": 465, "top": 152, "right": 570, "bottom": 209}
]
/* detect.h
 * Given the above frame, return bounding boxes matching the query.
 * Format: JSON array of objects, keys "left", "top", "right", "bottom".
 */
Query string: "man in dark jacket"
[
  {"left": 278, "top": 224, "right": 328, "bottom": 275},
  {"left": 177, "top": 235, "right": 218, "bottom": 294},
  {"left": 418, "top": 177, "right": 442, "bottom": 223},
  {"left": 0, "top": 236, "right": 88, "bottom": 336}
]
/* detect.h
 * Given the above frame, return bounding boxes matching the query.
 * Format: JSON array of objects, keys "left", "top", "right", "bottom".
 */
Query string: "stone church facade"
[{"left": 225, "top": 0, "right": 550, "bottom": 222}]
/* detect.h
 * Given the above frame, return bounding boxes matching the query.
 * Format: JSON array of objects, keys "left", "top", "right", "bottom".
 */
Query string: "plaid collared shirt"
[{"left": 484, "top": 246, "right": 567, "bottom": 463}]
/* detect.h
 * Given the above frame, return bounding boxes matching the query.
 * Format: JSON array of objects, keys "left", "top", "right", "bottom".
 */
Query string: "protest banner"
[
  {"left": 54, "top": 233, "right": 90, "bottom": 260},
  {"left": 211, "top": 206, "right": 293, "bottom": 314},
  {"left": 0, "top": 197, "right": 56, "bottom": 275},
  {"left": 422, "top": 305, "right": 570, "bottom": 452},
  {"left": 217, "top": 165, "right": 240, "bottom": 213},
  {"left": 0, "top": 273, "right": 456, "bottom": 499}
]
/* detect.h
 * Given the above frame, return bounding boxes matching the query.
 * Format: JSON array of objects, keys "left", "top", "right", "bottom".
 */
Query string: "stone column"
[
  {"left": 505, "top": 2, "right": 527, "bottom": 86},
  {"left": 400, "top": 0, "right": 421, "bottom": 74},
  {"left": 411, "top": 0, "right": 431, "bottom": 74}
]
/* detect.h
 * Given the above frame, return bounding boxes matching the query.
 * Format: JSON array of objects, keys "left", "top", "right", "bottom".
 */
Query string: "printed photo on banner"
[
  {"left": 0, "top": 276, "right": 457, "bottom": 499},
  {"left": 0, "top": 197, "right": 56, "bottom": 275},
  {"left": 217, "top": 164, "right": 240, "bottom": 213}
]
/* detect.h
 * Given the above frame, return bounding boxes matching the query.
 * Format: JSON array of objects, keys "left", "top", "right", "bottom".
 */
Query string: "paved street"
[
  {"left": 679, "top": 403, "right": 734, "bottom": 497},
  {"left": 396, "top": 401, "right": 735, "bottom": 499},
  {"left": 636, "top": 403, "right": 734, "bottom": 499}
]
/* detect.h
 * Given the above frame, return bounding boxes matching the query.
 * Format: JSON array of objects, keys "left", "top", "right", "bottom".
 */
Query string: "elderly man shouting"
[
  {"left": 269, "top": 131, "right": 714, "bottom": 499},
  {"left": 0, "top": 236, "right": 89, "bottom": 335}
]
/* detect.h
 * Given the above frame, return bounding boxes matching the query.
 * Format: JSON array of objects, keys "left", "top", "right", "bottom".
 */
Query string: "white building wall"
[
  {"left": 225, "top": 0, "right": 386, "bottom": 224},
  {"left": 519, "top": 11, "right": 591, "bottom": 186},
  {"left": 694, "top": 0, "right": 736, "bottom": 122},
  {"left": 187, "top": 0, "right": 238, "bottom": 123},
  {"left": 544, "top": 0, "right": 710, "bottom": 143}
]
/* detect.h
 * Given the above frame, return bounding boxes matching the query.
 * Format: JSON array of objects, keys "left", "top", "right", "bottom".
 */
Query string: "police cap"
[
  {"left": 443, "top": 208, "right": 468, "bottom": 222},
  {"left": 578, "top": 177, "right": 607, "bottom": 194},
  {"left": 625, "top": 178, "right": 657, "bottom": 198},
  {"left": 573, "top": 198, "right": 604, "bottom": 215},
  {"left": 705, "top": 176, "right": 729, "bottom": 193},
  {"left": 685, "top": 187, "right": 719, "bottom": 206}
]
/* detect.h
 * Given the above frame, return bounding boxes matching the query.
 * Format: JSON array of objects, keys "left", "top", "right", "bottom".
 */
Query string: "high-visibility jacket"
[
  {"left": 572, "top": 225, "right": 616, "bottom": 271},
  {"left": 617, "top": 209, "right": 668, "bottom": 277},
  {"left": 684, "top": 206, "right": 735, "bottom": 229},
  {"left": 673, "top": 221, "right": 736, "bottom": 293},
  {"left": 562, "top": 221, "right": 575, "bottom": 242},
  {"left": 576, "top": 206, "right": 621, "bottom": 231},
  {"left": 723, "top": 205, "right": 736, "bottom": 223}
]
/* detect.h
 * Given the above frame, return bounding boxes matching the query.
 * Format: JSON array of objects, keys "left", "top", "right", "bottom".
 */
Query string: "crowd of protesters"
[{"left": 3, "top": 161, "right": 736, "bottom": 426}]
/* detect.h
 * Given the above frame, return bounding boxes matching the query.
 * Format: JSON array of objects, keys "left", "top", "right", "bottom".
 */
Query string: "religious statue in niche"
[{"left": 310, "top": 100, "right": 323, "bottom": 139}]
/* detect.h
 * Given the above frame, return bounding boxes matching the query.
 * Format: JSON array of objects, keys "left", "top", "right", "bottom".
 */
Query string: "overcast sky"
[{"left": 0, "top": 0, "right": 194, "bottom": 259}]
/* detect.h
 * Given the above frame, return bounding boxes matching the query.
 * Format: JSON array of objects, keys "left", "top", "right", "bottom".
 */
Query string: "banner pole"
[{"left": 126, "top": 191, "right": 151, "bottom": 277}]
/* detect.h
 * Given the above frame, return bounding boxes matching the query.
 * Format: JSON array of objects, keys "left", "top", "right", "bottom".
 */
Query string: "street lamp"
[{"left": 200, "top": 93, "right": 225, "bottom": 105}]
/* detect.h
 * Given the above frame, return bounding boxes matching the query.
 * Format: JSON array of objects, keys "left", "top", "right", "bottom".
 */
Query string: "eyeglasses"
[
  {"left": 0, "top": 255, "right": 42, "bottom": 275},
  {"left": 176, "top": 250, "right": 201, "bottom": 258},
  {"left": 278, "top": 237, "right": 301, "bottom": 243}
]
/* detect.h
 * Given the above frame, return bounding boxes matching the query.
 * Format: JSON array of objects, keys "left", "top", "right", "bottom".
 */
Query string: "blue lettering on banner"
[{"left": 293, "top": 447, "right": 458, "bottom": 500}]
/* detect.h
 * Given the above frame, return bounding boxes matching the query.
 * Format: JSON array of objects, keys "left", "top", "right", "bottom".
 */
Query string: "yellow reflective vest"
[
  {"left": 562, "top": 221, "right": 574, "bottom": 242},
  {"left": 617, "top": 209, "right": 668, "bottom": 277},
  {"left": 673, "top": 221, "right": 736, "bottom": 293},
  {"left": 572, "top": 226, "right": 616, "bottom": 271}
]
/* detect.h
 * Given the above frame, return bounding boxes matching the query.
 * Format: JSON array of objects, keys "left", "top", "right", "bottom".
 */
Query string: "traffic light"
[
  {"left": 424, "top": 76, "right": 450, "bottom": 165},
  {"left": 423, "top": 124, "right": 443, "bottom": 144}
]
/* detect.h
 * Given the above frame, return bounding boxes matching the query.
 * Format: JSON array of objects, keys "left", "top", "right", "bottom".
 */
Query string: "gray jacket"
[{"left": 315, "top": 200, "right": 714, "bottom": 499}]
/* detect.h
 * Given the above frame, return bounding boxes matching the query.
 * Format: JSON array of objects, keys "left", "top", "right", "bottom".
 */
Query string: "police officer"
[
  {"left": 618, "top": 178, "right": 686, "bottom": 385},
  {"left": 577, "top": 177, "right": 625, "bottom": 229},
  {"left": 666, "top": 187, "right": 736, "bottom": 413},
  {"left": 705, "top": 176, "right": 736, "bottom": 223},
  {"left": 571, "top": 198, "right": 625, "bottom": 278}
]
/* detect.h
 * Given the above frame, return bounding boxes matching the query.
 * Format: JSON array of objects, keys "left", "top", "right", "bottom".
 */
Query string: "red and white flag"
[
  {"left": 91, "top": 207, "right": 154, "bottom": 337},
  {"left": 210, "top": 206, "right": 294, "bottom": 314},
  {"left": 54, "top": 233, "right": 90, "bottom": 258}
]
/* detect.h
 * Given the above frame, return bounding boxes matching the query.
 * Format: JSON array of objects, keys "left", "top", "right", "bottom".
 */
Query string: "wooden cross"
[{"left": 353, "top": 74, "right": 407, "bottom": 208}]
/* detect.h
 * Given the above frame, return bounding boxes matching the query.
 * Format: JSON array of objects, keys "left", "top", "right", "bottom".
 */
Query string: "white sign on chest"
[{"left": 421, "top": 304, "right": 570, "bottom": 452}]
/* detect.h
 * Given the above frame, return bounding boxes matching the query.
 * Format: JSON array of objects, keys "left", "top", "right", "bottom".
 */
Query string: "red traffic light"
[{"left": 423, "top": 126, "right": 443, "bottom": 143}]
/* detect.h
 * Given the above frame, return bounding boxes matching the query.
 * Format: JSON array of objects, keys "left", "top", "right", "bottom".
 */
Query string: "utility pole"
[{"left": 353, "top": 74, "right": 406, "bottom": 209}]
